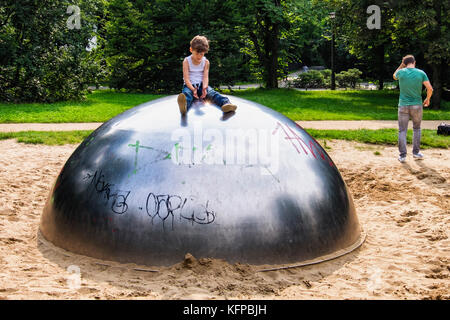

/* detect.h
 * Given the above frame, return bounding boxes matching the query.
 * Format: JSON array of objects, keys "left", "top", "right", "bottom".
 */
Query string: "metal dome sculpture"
[{"left": 40, "top": 95, "right": 364, "bottom": 267}]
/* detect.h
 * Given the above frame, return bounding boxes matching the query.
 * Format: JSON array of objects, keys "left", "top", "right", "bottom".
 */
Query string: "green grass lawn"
[
  {"left": 0, "top": 90, "right": 164, "bottom": 123},
  {"left": 0, "top": 89, "right": 449, "bottom": 123},
  {"left": 232, "top": 88, "right": 450, "bottom": 120},
  {"left": 1, "top": 129, "right": 448, "bottom": 148},
  {"left": 0, "top": 130, "right": 93, "bottom": 145},
  {"left": 308, "top": 129, "right": 449, "bottom": 149}
]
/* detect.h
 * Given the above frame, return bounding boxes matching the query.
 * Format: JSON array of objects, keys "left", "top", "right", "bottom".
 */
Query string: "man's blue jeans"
[
  {"left": 398, "top": 105, "right": 422, "bottom": 157},
  {"left": 182, "top": 83, "right": 230, "bottom": 109}
]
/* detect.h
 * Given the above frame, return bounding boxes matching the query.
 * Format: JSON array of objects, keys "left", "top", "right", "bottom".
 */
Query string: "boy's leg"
[
  {"left": 182, "top": 85, "right": 194, "bottom": 108},
  {"left": 397, "top": 106, "right": 409, "bottom": 159},
  {"left": 410, "top": 105, "right": 423, "bottom": 157},
  {"left": 178, "top": 85, "right": 194, "bottom": 114},
  {"left": 205, "top": 86, "right": 237, "bottom": 112}
]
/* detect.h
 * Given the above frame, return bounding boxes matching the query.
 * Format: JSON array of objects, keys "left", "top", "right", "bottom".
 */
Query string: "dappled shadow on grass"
[
  {"left": 88, "top": 90, "right": 165, "bottom": 105},
  {"left": 232, "top": 88, "right": 450, "bottom": 121},
  {"left": 232, "top": 88, "right": 399, "bottom": 120}
]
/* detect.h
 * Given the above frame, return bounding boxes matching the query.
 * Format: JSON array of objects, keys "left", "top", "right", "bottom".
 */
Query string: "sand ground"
[{"left": 0, "top": 139, "right": 448, "bottom": 300}]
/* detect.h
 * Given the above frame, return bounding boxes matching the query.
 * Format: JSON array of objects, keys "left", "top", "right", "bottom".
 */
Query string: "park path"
[{"left": 0, "top": 120, "right": 447, "bottom": 132}]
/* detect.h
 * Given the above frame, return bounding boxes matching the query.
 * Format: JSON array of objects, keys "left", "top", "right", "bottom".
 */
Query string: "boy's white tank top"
[{"left": 186, "top": 55, "right": 205, "bottom": 85}]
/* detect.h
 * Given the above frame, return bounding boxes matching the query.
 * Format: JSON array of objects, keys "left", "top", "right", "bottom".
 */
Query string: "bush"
[
  {"left": 320, "top": 69, "right": 332, "bottom": 79},
  {"left": 336, "top": 68, "right": 363, "bottom": 89},
  {"left": 292, "top": 70, "right": 325, "bottom": 89},
  {"left": 320, "top": 69, "right": 332, "bottom": 88}
]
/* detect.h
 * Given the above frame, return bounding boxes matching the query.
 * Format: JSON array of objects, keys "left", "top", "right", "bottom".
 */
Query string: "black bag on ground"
[{"left": 437, "top": 123, "right": 450, "bottom": 135}]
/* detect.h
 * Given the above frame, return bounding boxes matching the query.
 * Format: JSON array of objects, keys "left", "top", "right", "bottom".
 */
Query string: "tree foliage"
[
  {"left": 104, "top": 0, "right": 251, "bottom": 93},
  {"left": 0, "top": 0, "right": 105, "bottom": 102},
  {"left": 392, "top": 0, "right": 450, "bottom": 108},
  {"left": 2, "top": 0, "right": 448, "bottom": 105},
  {"left": 323, "top": 0, "right": 449, "bottom": 107},
  {"left": 323, "top": 0, "right": 400, "bottom": 90},
  {"left": 104, "top": 0, "right": 328, "bottom": 91}
]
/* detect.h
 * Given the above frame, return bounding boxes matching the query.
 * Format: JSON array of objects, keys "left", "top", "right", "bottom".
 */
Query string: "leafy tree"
[
  {"left": 324, "top": 0, "right": 400, "bottom": 90},
  {"left": 283, "top": 0, "right": 331, "bottom": 72},
  {"left": 323, "top": 0, "right": 449, "bottom": 107},
  {"left": 235, "top": 0, "right": 284, "bottom": 88},
  {"left": 0, "top": 0, "right": 105, "bottom": 102},
  {"left": 104, "top": 0, "right": 337, "bottom": 91},
  {"left": 104, "top": 0, "right": 251, "bottom": 93},
  {"left": 392, "top": 0, "right": 450, "bottom": 109},
  {"left": 238, "top": 0, "right": 322, "bottom": 88}
]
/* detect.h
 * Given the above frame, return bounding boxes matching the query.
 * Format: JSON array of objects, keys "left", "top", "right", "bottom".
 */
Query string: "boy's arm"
[
  {"left": 201, "top": 59, "right": 210, "bottom": 98},
  {"left": 393, "top": 62, "right": 405, "bottom": 80},
  {"left": 183, "top": 59, "right": 197, "bottom": 95}
]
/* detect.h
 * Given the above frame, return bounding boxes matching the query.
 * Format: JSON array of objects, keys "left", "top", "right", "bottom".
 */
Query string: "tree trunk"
[
  {"left": 262, "top": 0, "right": 280, "bottom": 89},
  {"left": 431, "top": 63, "right": 442, "bottom": 109}
]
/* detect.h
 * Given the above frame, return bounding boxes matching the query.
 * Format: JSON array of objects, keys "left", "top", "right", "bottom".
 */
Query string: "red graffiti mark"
[
  {"left": 309, "top": 135, "right": 334, "bottom": 166},
  {"left": 273, "top": 121, "right": 307, "bottom": 155},
  {"left": 273, "top": 121, "right": 334, "bottom": 167}
]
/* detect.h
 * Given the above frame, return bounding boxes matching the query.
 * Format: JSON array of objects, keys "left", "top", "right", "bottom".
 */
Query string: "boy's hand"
[
  {"left": 193, "top": 90, "right": 199, "bottom": 99},
  {"left": 200, "top": 88, "right": 207, "bottom": 99},
  {"left": 423, "top": 98, "right": 430, "bottom": 107}
]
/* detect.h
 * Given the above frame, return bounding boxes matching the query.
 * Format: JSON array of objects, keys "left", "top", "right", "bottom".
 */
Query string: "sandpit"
[{"left": 0, "top": 139, "right": 448, "bottom": 299}]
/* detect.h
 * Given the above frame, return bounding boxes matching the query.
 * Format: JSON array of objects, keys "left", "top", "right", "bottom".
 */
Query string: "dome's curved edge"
[
  {"left": 36, "top": 229, "right": 160, "bottom": 272},
  {"left": 256, "top": 227, "right": 366, "bottom": 272},
  {"left": 37, "top": 226, "right": 365, "bottom": 272}
]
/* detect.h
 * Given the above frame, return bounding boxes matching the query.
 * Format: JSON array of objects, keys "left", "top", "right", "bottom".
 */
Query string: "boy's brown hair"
[
  {"left": 402, "top": 54, "right": 415, "bottom": 66},
  {"left": 190, "top": 35, "right": 209, "bottom": 53}
]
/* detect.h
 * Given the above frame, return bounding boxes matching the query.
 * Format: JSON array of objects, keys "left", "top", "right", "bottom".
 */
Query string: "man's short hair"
[
  {"left": 190, "top": 35, "right": 209, "bottom": 53},
  {"left": 403, "top": 55, "right": 415, "bottom": 66}
]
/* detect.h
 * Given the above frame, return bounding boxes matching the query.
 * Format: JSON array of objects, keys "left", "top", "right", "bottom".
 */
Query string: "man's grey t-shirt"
[{"left": 396, "top": 68, "right": 429, "bottom": 106}]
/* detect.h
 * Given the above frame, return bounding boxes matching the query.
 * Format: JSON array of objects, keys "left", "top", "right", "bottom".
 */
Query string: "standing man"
[{"left": 393, "top": 55, "right": 433, "bottom": 163}]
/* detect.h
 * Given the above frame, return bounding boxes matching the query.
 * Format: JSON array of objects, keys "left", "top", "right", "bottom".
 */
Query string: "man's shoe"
[
  {"left": 178, "top": 93, "right": 187, "bottom": 115},
  {"left": 413, "top": 152, "right": 424, "bottom": 160},
  {"left": 221, "top": 103, "right": 237, "bottom": 113},
  {"left": 398, "top": 156, "right": 406, "bottom": 163}
]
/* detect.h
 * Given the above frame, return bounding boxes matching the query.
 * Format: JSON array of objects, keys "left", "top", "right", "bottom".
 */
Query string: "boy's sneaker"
[
  {"left": 177, "top": 93, "right": 187, "bottom": 115},
  {"left": 221, "top": 103, "right": 237, "bottom": 113},
  {"left": 398, "top": 156, "right": 406, "bottom": 163},
  {"left": 413, "top": 152, "right": 424, "bottom": 160}
]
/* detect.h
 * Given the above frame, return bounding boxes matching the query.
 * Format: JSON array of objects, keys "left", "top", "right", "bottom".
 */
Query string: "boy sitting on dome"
[{"left": 177, "top": 35, "right": 237, "bottom": 115}]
